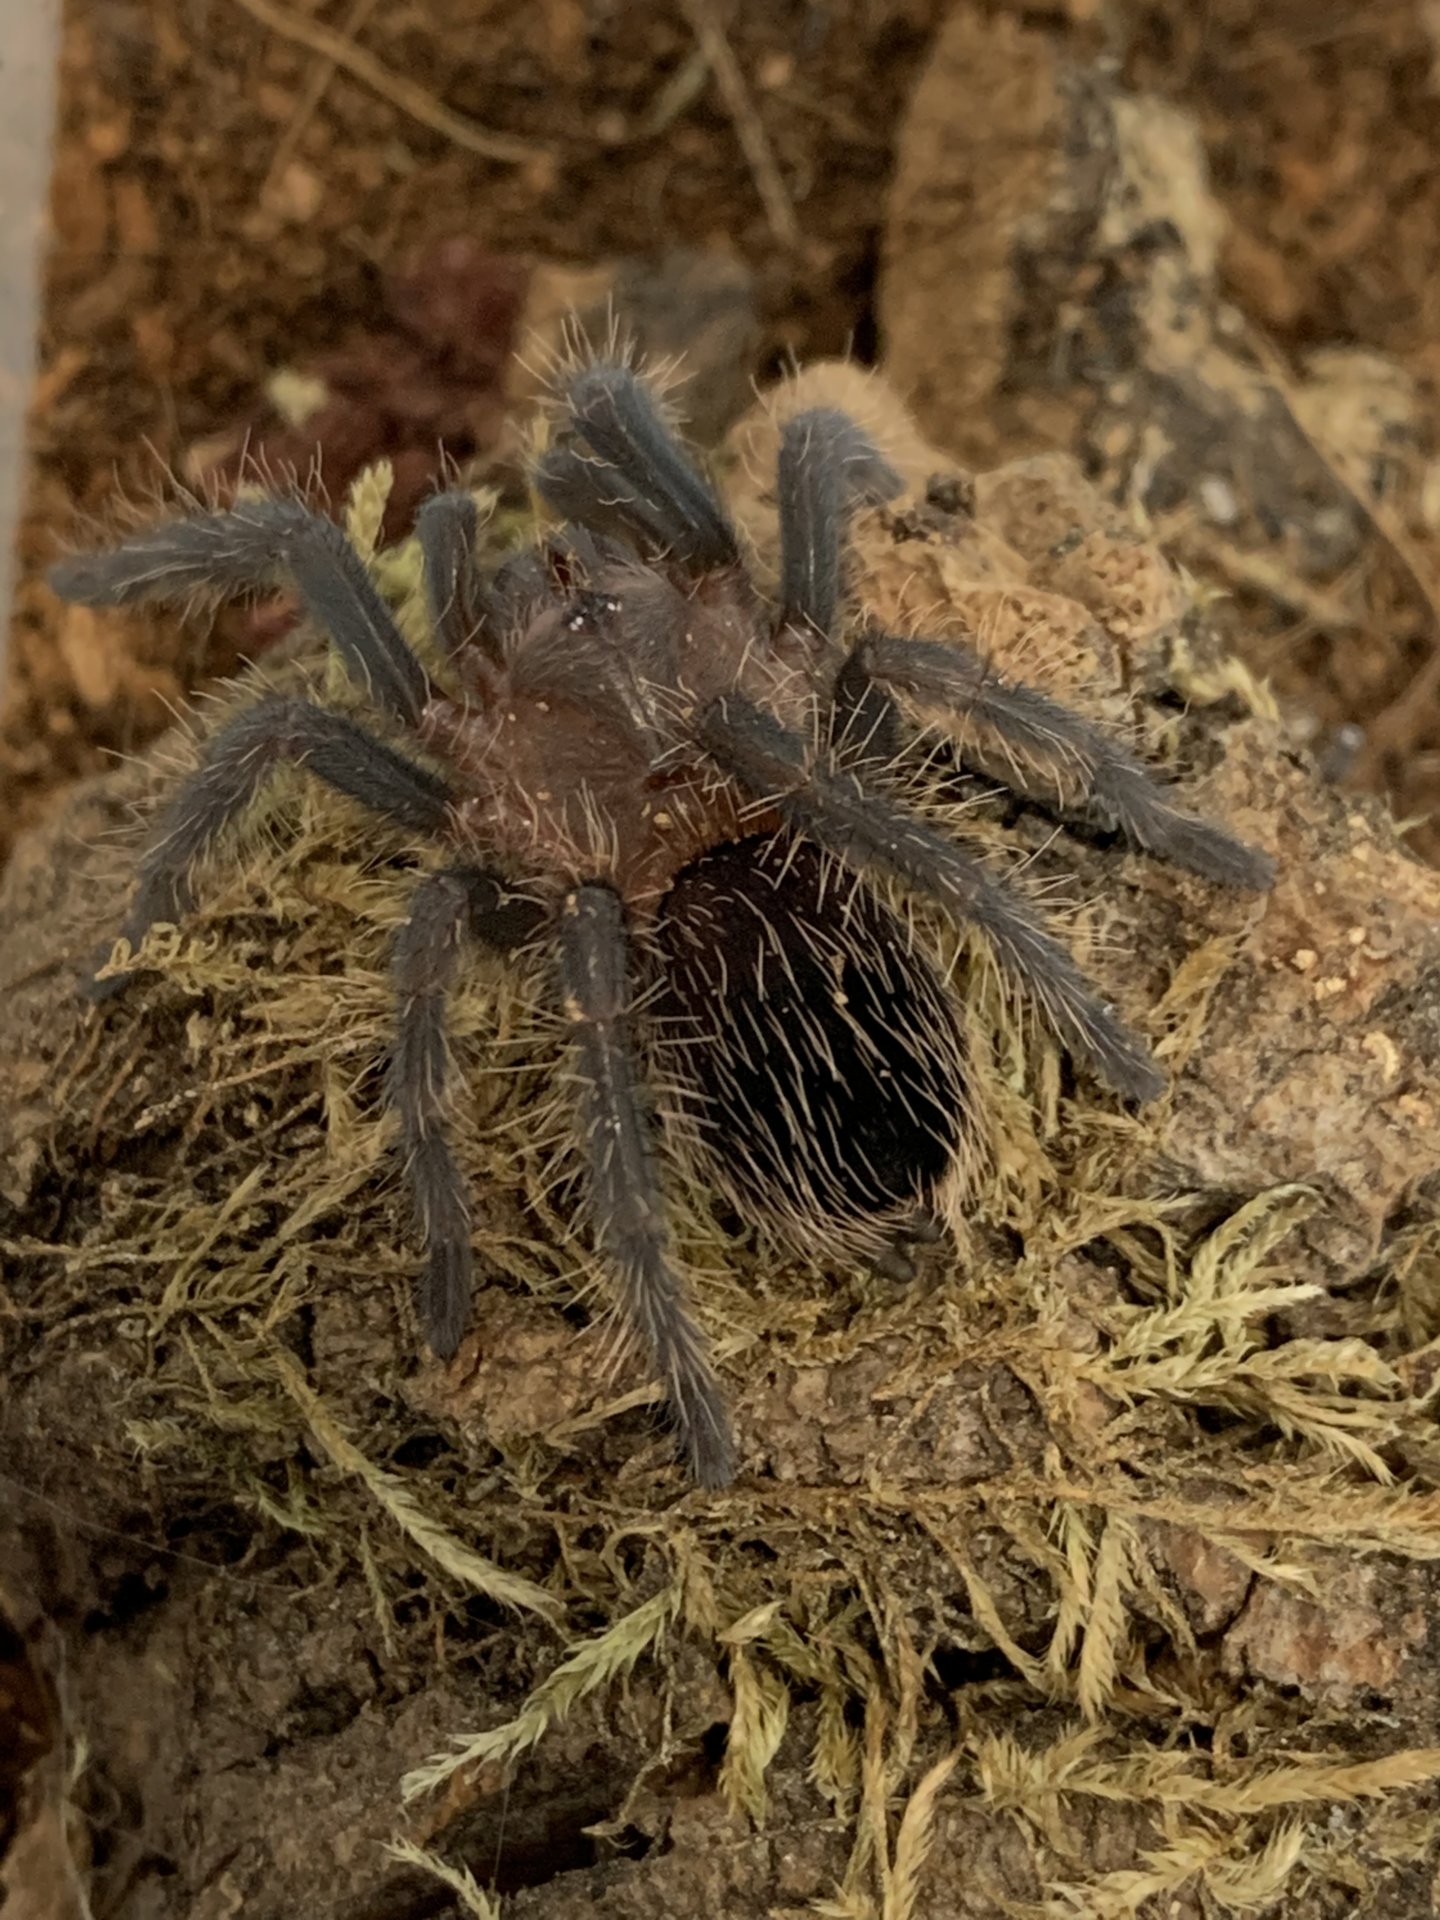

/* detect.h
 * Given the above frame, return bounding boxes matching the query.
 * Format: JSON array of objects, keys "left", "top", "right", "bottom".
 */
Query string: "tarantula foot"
[
  {"left": 903, "top": 1210, "right": 947, "bottom": 1245},
  {"left": 417, "top": 1234, "right": 473, "bottom": 1363},
  {"left": 872, "top": 1242, "right": 919, "bottom": 1284},
  {"left": 79, "top": 937, "right": 145, "bottom": 1004},
  {"left": 82, "top": 964, "right": 136, "bottom": 1005}
]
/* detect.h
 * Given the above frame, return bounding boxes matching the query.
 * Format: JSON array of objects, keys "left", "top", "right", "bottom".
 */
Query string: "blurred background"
[
  {"left": 4, "top": 0, "right": 1439, "bottom": 863},
  {"left": 0, "top": 0, "right": 61, "bottom": 640}
]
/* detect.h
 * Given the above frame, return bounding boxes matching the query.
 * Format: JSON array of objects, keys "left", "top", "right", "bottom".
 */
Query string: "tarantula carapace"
[{"left": 50, "top": 358, "right": 1273, "bottom": 1487}]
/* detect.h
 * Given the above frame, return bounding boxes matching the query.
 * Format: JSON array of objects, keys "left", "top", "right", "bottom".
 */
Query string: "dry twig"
[
  {"left": 678, "top": 0, "right": 799, "bottom": 247},
  {"left": 228, "top": 0, "right": 546, "bottom": 166}
]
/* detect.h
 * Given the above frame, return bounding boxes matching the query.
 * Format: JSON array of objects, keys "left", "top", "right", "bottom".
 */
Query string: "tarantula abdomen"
[{"left": 655, "top": 835, "right": 969, "bottom": 1272}]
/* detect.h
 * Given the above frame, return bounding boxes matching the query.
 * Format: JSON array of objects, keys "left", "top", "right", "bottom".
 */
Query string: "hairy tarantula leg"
[
  {"left": 558, "top": 883, "right": 736, "bottom": 1488},
  {"left": 558, "top": 363, "right": 738, "bottom": 569},
  {"left": 777, "top": 408, "right": 903, "bottom": 641},
  {"left": 532, "top": 444, "right": 686, "bottom": 560},
  {"left": 393, "top": 870, "right": 478, "bottom": 1358},
  {"left": 699, "top": 694, "right": 1166, "bottom": 1104},
  {"left": 859, "top": 635, "right": 1276, "bottom": 891},
  {"left": 87, "top": 695, "right": 453, "bottom": 1002},
  {"left": 50, "top": 498, "right": 432, "bottom": 724},
  {"left": 392, "top": 867, "right": 540, "bottom": 1358},
  {"left": 415, "top": 491, "right": 506, "bottom": 674}
]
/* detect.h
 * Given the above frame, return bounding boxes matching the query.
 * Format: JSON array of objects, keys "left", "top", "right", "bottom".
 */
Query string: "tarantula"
[{"left": 50, "top": 358, "right": 1273, "bottom": 1487}]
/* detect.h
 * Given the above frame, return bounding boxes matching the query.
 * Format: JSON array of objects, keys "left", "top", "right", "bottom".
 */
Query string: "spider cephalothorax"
[{"left": 50, "top": 357, "right": 1273, "bottom": 1487}]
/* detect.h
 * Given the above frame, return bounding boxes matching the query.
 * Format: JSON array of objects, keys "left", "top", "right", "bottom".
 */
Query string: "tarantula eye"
[{"left": 563, "top": 589, "right": 624, "bottom": 632}]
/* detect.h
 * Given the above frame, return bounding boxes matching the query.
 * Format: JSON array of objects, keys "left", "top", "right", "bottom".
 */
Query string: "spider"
[{"left": 49, "top": 357, "right": 1274, "bottom": 1488}]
